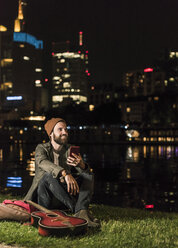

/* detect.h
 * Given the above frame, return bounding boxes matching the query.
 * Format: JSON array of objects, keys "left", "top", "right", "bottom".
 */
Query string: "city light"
[
  {"left": 6, "top": 96, "right": 23, "bottom": 101},
  {"left": 35, "top": 68, "right": 42, "bottom": 72},
  {"left": 0, "top": 25, "right": 7, "bottom": 32},
  {"left": 13, "top": 32, "right": 43, "bottom": 49},
  {"left": 89, "top": 105, "right": 95, "bottom": 111},
  {"left": 21, "top": 116, "right": 46, "bottom": 121},
  {"left": 145, "top": 205, "right": 154, "bottom": 209},
  {"left": 144, "top": 68, "right": 153, "bottom": 72},
  {"left": 6, "top": 177, "right": 22, "bottom": 188},
  {"left": 79, "top": 31, "right": 83, "bottom": 46},
  {"left": 23, "top": 56, "right": 30, "bottom": 60}
]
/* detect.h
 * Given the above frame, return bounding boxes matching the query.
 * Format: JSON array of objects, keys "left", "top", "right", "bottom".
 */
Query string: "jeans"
[{"left": 37, "top": 171, "right": 94, "bottom": 213}]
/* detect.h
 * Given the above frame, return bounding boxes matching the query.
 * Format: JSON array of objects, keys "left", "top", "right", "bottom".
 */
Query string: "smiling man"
[{"left": 24, "top": 118, "right": 99, "bottom": 227}]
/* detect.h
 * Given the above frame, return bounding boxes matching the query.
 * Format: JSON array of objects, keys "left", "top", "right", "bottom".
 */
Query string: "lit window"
[
  {"left": 63, "top": 82, "right": 71, "bottom": 88},
  {"left": 169, "top": 77, "right": 175, "bottom": 82},
  {"left": 169, "top": 52, "right": 175, "bottom": 58},
  {"left": 0, "top": 25, "right": 7, "bottom": 31},
  {"left": 154, "top": 97, "right": 159, "bottom": 101},
  {"left": 60, "top": 59, "right": 65, "bottom": 63},
  {"left": 35, "top": 68, "right": 42, "bottom": 72},
  {"left": 53, "top": 76, "right": 60, "bottom": 80},
  {"left": 35, "top": 80, "right": 42, "bottom": 87},
  {"left": 1, "top": 58, "right": 13, "bottom": 67},
  {"left": 63, "top": 74, "right": 70, "bottom": 79},
  {"left": 23, "top": 56, "right": 30, "bottom": 60},
  {"left": 52, "top": 95, "right": 63, "bottom": 102},
  {"left": 89, "top": 105, "right": 95, "bottom": 111},
  {"left": 173, "top": 104, "right": 176, "bottom": 109},
  {"left": 126, "top": 107, "right": 131, "bottom": 112},
  {"left": 79, "top": 96, "right": 87, "bottom": 102},
  {"left": 2, "top": 82, "right": 12, "bottom": 89}
]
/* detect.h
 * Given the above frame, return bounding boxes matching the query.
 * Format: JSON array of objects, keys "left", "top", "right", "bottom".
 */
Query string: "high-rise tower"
[{"left": 51, "top": 32, "right": 90, "bottom": 109}]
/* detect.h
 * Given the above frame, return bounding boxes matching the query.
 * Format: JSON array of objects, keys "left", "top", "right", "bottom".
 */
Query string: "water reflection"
[
  {"left": 26, "top": 152, "right": 35, "bottom": 177},
  {"left": 6, "top": 177, "right": 22, "bottom": 188},
  {"left": 0, "top": 143, "right": 177, "bottom": 212},
  {"left": 0, "top": 149, "right": 3, "bottom": 161}
]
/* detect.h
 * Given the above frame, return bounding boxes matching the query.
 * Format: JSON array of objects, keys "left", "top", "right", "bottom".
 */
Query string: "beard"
[{"left": 53, "top": 133, "right": 68, "bottom": 145}]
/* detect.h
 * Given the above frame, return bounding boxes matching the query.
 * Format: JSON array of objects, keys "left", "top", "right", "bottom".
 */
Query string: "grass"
[{"left": 0, "top": 194, "right": 178, "bottom": 248}]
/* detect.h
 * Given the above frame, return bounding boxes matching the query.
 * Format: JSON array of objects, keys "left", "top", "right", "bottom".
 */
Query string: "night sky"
[{"left": 0, "top": 0, "right": 178, "bottom": 85}]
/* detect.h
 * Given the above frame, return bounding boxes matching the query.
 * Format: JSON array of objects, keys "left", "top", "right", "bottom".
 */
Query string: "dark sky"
[{"left": 0, "top": 0, "right": 178, "bottom": 85}]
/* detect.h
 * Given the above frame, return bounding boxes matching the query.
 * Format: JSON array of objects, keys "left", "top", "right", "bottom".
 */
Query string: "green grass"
[{"left": 0, "top": 194, "right": 178, "bottom": 248}]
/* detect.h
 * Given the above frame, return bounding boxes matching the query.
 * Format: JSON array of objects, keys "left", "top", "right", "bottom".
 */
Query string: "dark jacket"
[{"left": 24, "top": 142, "right": 90, "bottom": 201}]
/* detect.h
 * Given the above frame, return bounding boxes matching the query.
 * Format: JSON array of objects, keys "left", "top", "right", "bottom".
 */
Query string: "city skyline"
[{"left": 0, "top": 0, "right": 178, "bottom": 85}]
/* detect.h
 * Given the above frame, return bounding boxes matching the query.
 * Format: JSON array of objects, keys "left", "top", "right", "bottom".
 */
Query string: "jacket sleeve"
[{"left": 35, "top": 144, "right": 63, "bottom": 178}]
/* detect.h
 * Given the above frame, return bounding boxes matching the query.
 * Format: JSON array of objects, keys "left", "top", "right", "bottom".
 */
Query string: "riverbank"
[{"left": 0, "top": 195, "right": 177, "bottom": 248}]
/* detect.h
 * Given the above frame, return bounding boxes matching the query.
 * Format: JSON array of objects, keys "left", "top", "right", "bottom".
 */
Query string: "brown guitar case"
[{"left": 0, "top": 203, "right": 30, "bottom": 222}]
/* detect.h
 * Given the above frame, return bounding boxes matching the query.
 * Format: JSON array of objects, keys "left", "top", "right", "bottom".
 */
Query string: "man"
[{"left": 24, "top": 117, "right": 99, "bottom": 227}]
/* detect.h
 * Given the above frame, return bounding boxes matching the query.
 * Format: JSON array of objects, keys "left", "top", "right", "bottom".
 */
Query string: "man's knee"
[{"left": 38, "top": 172, "right": 54, "bottom": 190}]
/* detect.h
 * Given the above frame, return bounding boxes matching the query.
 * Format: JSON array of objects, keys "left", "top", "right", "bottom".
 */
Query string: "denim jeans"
[{"left": 37, "top": 171, "right": 94, "bottom": 213}]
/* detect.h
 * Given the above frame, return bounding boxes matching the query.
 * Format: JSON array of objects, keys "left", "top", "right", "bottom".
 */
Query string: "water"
[{"left": 0, "top": 143, "right": 177, "bottom": 212}]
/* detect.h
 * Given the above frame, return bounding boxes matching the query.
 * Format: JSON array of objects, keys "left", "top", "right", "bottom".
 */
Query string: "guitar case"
[{"left": 0, "top": 202, "right": 30, "bottom": 222}]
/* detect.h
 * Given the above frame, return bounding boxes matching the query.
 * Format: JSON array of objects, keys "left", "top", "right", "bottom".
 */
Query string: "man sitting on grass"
[{"left": 24, "top": 117, "right": 100, "bottom": 227}]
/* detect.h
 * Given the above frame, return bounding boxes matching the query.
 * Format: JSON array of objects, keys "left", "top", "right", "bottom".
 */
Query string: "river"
[{"left": 0, "top": 143, "right": 177, "bottom": 212}]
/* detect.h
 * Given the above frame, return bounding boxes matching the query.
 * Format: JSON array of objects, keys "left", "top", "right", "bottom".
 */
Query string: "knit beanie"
[{"left": 44, "top": 118, "right": 66, "bottom": 137}]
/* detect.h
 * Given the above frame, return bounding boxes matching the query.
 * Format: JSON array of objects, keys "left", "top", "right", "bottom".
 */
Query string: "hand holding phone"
[{"left": 69, "top": 146, "right": 80, "bottom": 157}]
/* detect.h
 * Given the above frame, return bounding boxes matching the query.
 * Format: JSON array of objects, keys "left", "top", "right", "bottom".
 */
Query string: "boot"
[
  {"left": 88, "top": 210, "right": 100, "bottom": 224},
  {"left": 74, "top": 209, "right": 100, "bottom": 228}
]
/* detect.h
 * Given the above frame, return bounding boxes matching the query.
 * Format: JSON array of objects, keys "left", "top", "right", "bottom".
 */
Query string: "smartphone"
[{"left": 69, "top": 146, "right": 80, "bottom": 157}]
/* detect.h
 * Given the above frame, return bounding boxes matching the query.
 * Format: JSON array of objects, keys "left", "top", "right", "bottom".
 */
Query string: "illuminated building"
[
  {"left": 0, "top": 0, "right": 47, "bottom": 115},
  {"left": 0, "top": 27, "right": 13, "bottom": 110},
  {"left": 123, "top": 68, "right": 166, "bottom": 97},
  {"left": 51, "top": 32, "right": 89, "bottom": 108},
  {"left": 89, "top": 83, "right": 120, "bottom": 110},
  {"left": 12, "top": 31, "right": 45, "bottom": 112},
  {"left": 119, "top": 96, "right": 147, "bottom": 123},
  {"left": 164, "top": 50, "right": 178, "bottom": 91}
]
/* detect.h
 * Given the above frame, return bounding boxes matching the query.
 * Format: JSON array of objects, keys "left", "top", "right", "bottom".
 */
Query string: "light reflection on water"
[{"left": 0, "top": 143, "right": 177, "bottom": 212}]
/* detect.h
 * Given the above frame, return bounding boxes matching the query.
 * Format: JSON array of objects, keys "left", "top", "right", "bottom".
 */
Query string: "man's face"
[{"left": 52, "top": 121, "right": 68, "bottom": 145}]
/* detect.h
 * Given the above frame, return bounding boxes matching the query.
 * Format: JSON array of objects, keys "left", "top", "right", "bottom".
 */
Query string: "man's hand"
[
  {"left": 65, "top": 174, "right": 79, "bottom": 195},
  {"left": 67, "top": 153, "right": 85, "bottom": 169}
]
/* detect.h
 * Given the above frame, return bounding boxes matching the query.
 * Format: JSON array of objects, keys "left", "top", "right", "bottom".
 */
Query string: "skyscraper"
[
  {"left": 51, "top": 32, "right": 90, "bottom": 109},
  {"left": 0, "top": 0, "right": 47, "bottom": 115}
]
